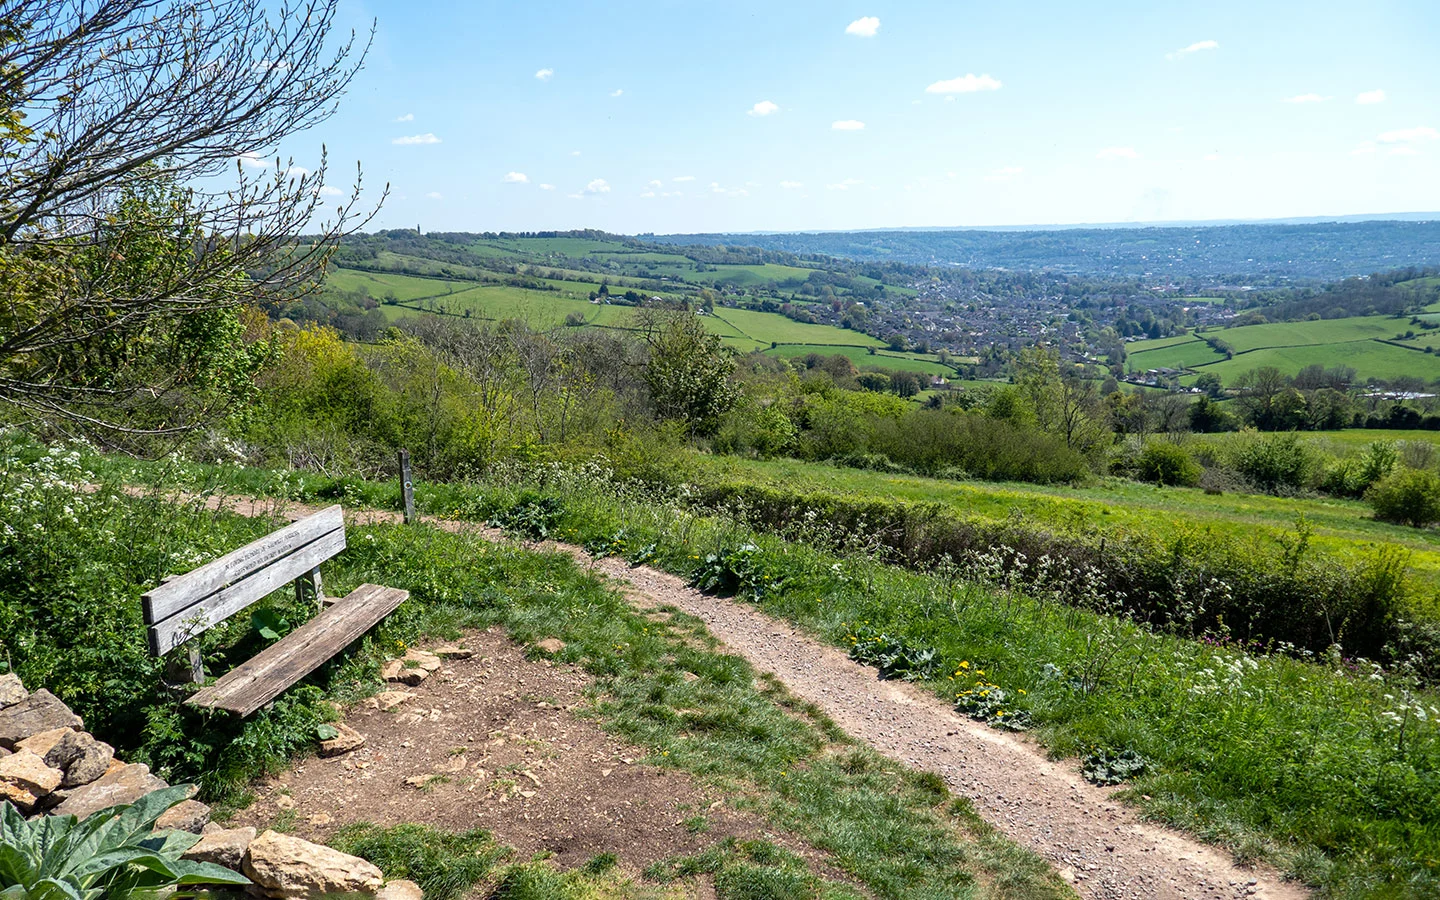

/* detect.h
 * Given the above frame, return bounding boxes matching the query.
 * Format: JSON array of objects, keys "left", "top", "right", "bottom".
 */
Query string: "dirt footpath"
[{"left": 185, "top": 491, "right": 1310, "bottom": 900}]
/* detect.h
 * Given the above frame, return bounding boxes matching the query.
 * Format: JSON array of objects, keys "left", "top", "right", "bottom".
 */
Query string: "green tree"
[
  {"left": 0, "top": 0, "right": 375, "bottom": 437},
  {"left": 1367, "top": 468, "right": 1440, "bottom": 528},
  {"left": 640, "top": 310, "right": 739, "bottom": 435}
]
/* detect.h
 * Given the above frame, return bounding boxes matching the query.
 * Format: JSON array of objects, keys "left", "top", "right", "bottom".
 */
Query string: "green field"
[
  {"left": 323, "top": 268, "right": 469, "bottom": 302},
  {"left": 1128, "top": 315, "right": 1440, "bottom": 382},
  {"left": 683, "top": 451, "right": 1440, "bottom": 596},
  {"left": 711, "top": 307, "right": 885, "bottom": 346},
  {"left": 764, "top": 343, "right": 953, "bottom": 375}
]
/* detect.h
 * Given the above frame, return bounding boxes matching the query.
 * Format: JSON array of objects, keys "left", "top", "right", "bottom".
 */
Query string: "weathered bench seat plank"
[{"left": 186, "top": 583, "right": 409, "bottom": 716}]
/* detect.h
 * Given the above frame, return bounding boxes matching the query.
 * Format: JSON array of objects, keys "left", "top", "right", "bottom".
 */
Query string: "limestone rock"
[
  {"left": 50, "top": 762, "right": 170, "bottom": 819},
  {"left": 432, "top": 645, "right": 473, "bottom": 660},
  {"left": 242, "top": 830, "right": 385, "bottom": 898},
  {"left": 379, "top": 659, "right": 405, "bottom": 682},
  {"left": 368, "top": 691, "right": 414, "bottom": 711},
  {"left": 183, "top": 825, "right": 256, "bottom": 871},
  {"left": 377, "top": 880, "right": 424, "bottom": 900},
  {"left": 60, "top": 734, "right": 114, "bottom": 788},
  {"left": 0, "top": 674, "right": 27, "bottom": 710},
  {"left": 535, "top": 638, "right": 566, "bottom": 655},
  {"left": 15, "top": 727, "right": 73, "bottom": 765},
  {"left": 404, "top": 649, "right": 442, "bottom": 672},
  {"left": 0, "top": 690, "right": 81, "bottom": 749},
  {"left": 318, "top": 723, "right": 366, "bottom": 757},
  {"left": 0, "top": 749, "right": 64, "bottom": 813},
  {"left": 155, "top": 798, "right": 211, "bottom": 834}
]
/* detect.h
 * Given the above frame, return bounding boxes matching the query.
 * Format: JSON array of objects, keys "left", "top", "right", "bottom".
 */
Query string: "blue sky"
[{"left": 271, "top": 0, "right": 1440, "bottom": 233}]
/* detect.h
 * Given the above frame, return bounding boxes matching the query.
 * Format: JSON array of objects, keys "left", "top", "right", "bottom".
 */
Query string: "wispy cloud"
[
  {"left": 1203, "top": 153, "right": 1221, "bottom": 161},
  {"left": 845, "top": 16, "right": 880, "bottom": 37},
  {"left": 503, "top": 172, "right": 529, "bottom": 184},
  {"left": 640, "top": 191, "right": 656, "bottom": 198},
  {"left": 393, "top": 133, "right": 441, "bottom": 145},
  {"left": 1283, "top": 93, "right": 1328, "bottom": 104},
  {"left": 318, "top": 185, "right": 345, "bottom": 197},
  {"left": 1377, "top": 126, "right": 1438, "bottom": 144},
  {"left": 610, "top": 88, "right": 624, "bottom": 97},
  {"left": 779, "top": 181, "right": 803, "bottom": 189},
  {"left": 985, "top": 166, "right": 1024, "bottom": 182},
  {"left": 585, "top": 178, "right": 611, "bottom": 194},
  {"left": 1356, "top": 89, "right": 1386, "bottom": 105},
  {"left": 535, "top": 68, "right": 554, "bottom": 81},
  {"left": 395, "top": 113, "right": 414, "bottom": 122},
  {"left": 539, "top": 183, "right": 556, "bottom": 191},
  {"left": 926, "top": 73, "right": 1002, "bottom": 94},
  {"left": 570, "top": 150, "right": 581, "bottom": 157},
  {"left": 827, "top": 178, "right": 864, "bottom": 191},
  {"left": 673, "top": 175, "right": 696, "bottom": 182},
  {"left": 1167, "top": 39, "right": 1218, "bottom": 60},
  {"left": 748, "top": 100, "right": 780, "bottom": 117},
  {"left": 238, "top": 152, "right": 269, "bottom": 170},
  {"left": 1097, "top": 146, "right": 1140, "bottom": 160},
  {"left": 648, "top": 179, "right": 663, "bottom": 189},
  {"left": 425, "top": 192, "right": 443, "bottom": 200},
  {"left": 832, "top": 120, "right": 866, "bottom": 131}
]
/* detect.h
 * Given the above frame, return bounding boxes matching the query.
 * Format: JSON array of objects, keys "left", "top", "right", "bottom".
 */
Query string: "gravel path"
[{"left": 169, "top": 491, "right": 1310, "bottom": 899}]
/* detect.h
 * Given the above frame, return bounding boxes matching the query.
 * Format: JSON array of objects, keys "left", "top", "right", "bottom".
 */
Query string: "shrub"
[
  {"left": 1234, "top": 432, "right": 1315, "bottom": 493},
  {"left": 1136, "top": 442, "right": 1201, "bottom": 487},
  {"left": 1367, "top": 469, "right": 1440, "bottom": 527}
]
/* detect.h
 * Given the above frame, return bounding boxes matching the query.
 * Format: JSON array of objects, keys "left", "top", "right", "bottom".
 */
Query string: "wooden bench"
[{"left": 141, "top": 505, "right": 408, "bottom": 717}]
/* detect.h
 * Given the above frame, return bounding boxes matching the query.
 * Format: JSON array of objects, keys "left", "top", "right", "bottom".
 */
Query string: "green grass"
[
  {"left": 1126, "top": 339, "right": 1224, "bottom": 371},
  {"left": 764, "top": 344, "right": 954, "bottom": 376},
  {"left": 712, "top": 309, "right": 886, "bottom": 347},
  {"left": 83, "top": 449, "right": 1440, "bottom": 896},
  {"left": 323, "top": 269, "right": 468, "bottom": 302},
  {"left": 678, "top": 452, "right": 1440, "bottom": 594},
  {"left": 1198, "top": 340, "right": 1438, "bottom": 382}
]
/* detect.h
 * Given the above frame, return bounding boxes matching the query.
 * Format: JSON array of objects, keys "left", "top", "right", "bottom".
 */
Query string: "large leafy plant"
[{"left": 0, "top": 784, "right": 250, "bottom": 899}]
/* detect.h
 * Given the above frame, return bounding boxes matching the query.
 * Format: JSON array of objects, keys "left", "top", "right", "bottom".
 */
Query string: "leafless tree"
[{"left": 0, "top": 0, "right": 381, "bottom": 438}]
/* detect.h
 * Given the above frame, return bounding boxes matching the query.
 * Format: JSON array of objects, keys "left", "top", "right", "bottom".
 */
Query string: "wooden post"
[
  {"left": 295, "top": 566, "right": 324, "bottom": 610},
  {"left": 399, "top": 449, "right": 415, "bottom": 524}
]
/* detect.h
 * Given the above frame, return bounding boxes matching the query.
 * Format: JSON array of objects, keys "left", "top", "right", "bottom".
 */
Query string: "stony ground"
[
  {"left": 194, "top": 492, "right": 1310, "bottom": 900},
  {"left": 232, "top": 627, "right": 817, "bottom": 882}
]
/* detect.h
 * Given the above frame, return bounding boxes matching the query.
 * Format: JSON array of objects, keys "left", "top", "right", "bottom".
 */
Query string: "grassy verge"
[
  {"left": 94, "top": 452, "right": 1440, "bottom": 898},
  {"left": 0, "top": 438, "right": 1069, "bottom": 900}
]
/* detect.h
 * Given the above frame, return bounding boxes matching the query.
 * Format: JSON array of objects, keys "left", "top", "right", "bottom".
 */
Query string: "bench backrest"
[{"left": 142, "top": 506, "right": 346, "bottom": 657}]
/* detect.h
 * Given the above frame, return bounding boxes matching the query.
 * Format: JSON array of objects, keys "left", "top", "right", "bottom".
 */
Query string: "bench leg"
[{"left": 164, "top": 643, "right": 205, "bottom": 685}]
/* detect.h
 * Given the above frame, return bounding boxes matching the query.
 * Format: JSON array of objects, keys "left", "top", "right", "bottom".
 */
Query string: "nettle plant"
[{"left": 0, "top": 784, "right": 250, "bottom": 899}]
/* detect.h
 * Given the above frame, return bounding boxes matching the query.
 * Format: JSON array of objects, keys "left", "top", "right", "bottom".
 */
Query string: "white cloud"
[
  {"left": 393, "top": 133, "right": 441, "bottom": 145},
  {"left": 845, "top": 16, "right": 880, "bottom": 37},
  {"left": 611, "top": 88, "right": 624, "bottom": 97},
  {"left": 1097, "top": 146, "right": 1140, "bottom": 160},
  {"left": 585, "top": 178, "right": 611, "bottom": 194},
  {"left": 925, "top": 73, "right": 1002, "bottom": 94},
  {"left": 779, "top": 181, "right": 803, "bottom": 189},
  {"left": 1167, "top": 39, "right": 1218, "bottom": 60},
  {"left": 1352, "top": 141, "right": 1378, "bottom": 156},
  {"left": 238, "top": 152, "right": 269, "bottom": 170},
  {"left": 1356, "top": 89, "right": 1386, "bottom": 105},
  {"left": 570, "top": 150, "right": 581, "bottom": 157},
  {"left": 1390, "top": 146, "right": 1421, "bottom": 157},
  {"left": 640, "top": 191, "right": 656, "bottom": 198},
  {"left": 539, "top": 183, "right": 556, "bottom": 191},
  {"left": 711, "top": 182, "right": 724, "bottom": 193},
  {"left": 832, "top": 120, "right": 866, "bottom": 131},
  {"left": 1378, "top": 127, "right": 1438, "bottom": 144},
  {"left": 648, "top": 179, "right": 663, "bottom": 188},
  {"left": 673, "top": 175, "right": 696, "bottom": 182},
  {"left": 567, "top": 193, "right": 583, "bottom": 200},
  {"left": 318, "top": 185, "right": 345, "bottom": 197},
  {"left": 535, "top": 68, "right": 554, "bottom": 81},
  {"left": 748, "top": 100, "right": 780, "bottom": 117},
  {"left": 1283, "top": 93, "right": 1328, "bottom": 104},
  {"left": 503, "top": 172, "right": 529, "bottom": 184},
  {"left": 1203, "top": 153, "right": 1221, "bottom": 161},
  {"left": 985, "top": 166, "right": 1024, "bottom": 182},
  {"left": 395, "top": 113, "right": 414, "bottom": 122},
  {"left": 425, "top": 192, "right": 443, "bottom": 200},
  {"left": 662, "top": 191, "right": 683, "bottom": 198},
  {"left": 826, "top": 178, "right": 863, "bottom": 191}
]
